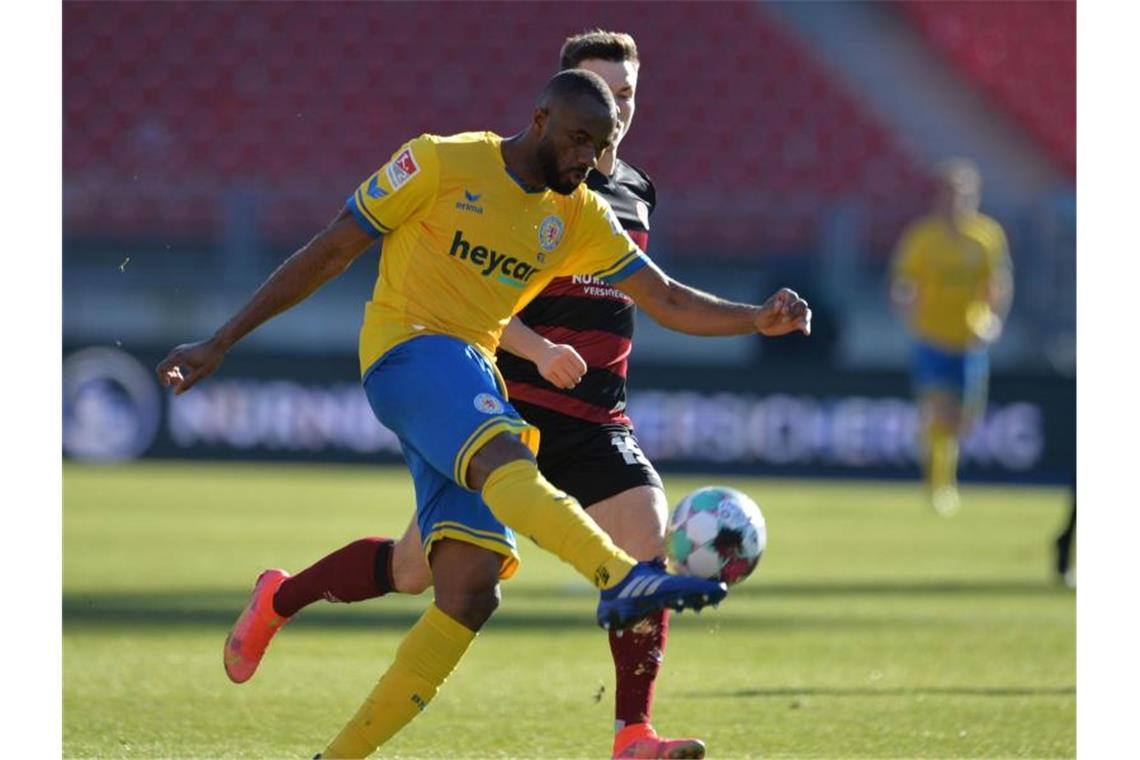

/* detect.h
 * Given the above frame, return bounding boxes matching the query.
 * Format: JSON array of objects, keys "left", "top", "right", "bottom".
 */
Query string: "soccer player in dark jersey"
[
  {"left": 494, "top": 32, "right": 700, "bottom": 759},
  {"left": 204, "top": 46, "right": 810, "bottom": 760}
]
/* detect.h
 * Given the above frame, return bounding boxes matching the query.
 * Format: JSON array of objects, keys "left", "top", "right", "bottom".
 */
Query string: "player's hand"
[
  {"left": 535, "top": 343, "right": 587, "bottom": 390},
  {"left": 755, "top": 288, "right": 812, "bottom": 337},
  {"left": 982, "top": 315, "right": 1003, "bottom": 343},
  {"left": 967, "top": 303, "right": 1003, "bottom": 344},
  {"left": 155, "top": 337, "right": 227, "bottom": 395}
]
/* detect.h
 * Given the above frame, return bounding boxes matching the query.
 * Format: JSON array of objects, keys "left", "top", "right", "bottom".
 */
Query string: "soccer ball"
[{"left": 665, "top": 486, "right": 766, "bottom": 585}]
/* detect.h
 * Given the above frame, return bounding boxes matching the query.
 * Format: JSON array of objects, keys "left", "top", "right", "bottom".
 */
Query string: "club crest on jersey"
[
  {"left": 538, "top": 215, "right": 564, "bottom": 252},
  {"left": 473, "top": 393, "right": 504, "bottom": 415},
  {"left": 386, "top": 148, "right": 419, "bottom": 192}
]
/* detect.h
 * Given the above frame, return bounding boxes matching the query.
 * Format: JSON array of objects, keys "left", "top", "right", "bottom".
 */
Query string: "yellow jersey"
[
  {"left": 891, "top": 213, "right": 1011, "bottom": 350},
  {"left": 347, "top": 132, "right": 647, "bottom": 375}
]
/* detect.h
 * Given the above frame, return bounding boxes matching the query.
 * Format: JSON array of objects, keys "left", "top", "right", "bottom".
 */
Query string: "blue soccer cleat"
[{"left": 597, "top": 560, "right": 727, "bottom": 630}]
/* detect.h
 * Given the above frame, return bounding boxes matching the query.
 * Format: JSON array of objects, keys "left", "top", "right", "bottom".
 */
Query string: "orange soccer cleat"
[
  {"left": 223, "top": 569, "right": 291, "bottom": 684},
  {"left": 612, "top": 723, "right": 706, "bottom": 759}
]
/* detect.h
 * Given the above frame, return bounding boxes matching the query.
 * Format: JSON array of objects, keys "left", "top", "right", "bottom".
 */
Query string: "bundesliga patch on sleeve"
[{"left": 386, "top": 148, "right": 420, "bottom": 192}]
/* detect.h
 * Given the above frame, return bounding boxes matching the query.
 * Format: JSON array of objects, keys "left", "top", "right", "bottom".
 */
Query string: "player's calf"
[
  {"left": 479, "top": 454, "right": 641, "bottom": 590},
  {"left": 272, "top": 537, "right": 396, "bottom": 617},
  {"left": 391, "top": 523, "right": 433, "bottom": 594}
]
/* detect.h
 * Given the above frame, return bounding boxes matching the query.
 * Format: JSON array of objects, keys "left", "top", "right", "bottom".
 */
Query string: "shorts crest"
[{"left": 474, "top": 393, "right": 504, "bottom": 414}]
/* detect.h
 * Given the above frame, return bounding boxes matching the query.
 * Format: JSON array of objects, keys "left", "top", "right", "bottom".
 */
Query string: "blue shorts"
[
  {"left": 363, "top": 335, "right": 539, "bottom": 579},
  {"left": 911, "top": 341, "right": 989, "bottom": 408}
]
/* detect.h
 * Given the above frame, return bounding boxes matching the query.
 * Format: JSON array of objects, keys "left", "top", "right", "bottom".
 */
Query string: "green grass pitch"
[{"left": 63, "top": 462, "right": 1074, "bottom": 758}]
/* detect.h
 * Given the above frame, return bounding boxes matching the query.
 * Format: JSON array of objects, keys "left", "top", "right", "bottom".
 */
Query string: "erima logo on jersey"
[
  {"left": 448, "top": 230, "right": 541, "bottom": 288},
  {"left": 366, "top": 175, "right": 388, "bottom": 200},
  {"left": 455, "top": 188, "right": 484, "bottom": 215},
  {"left": 386, "top": 148, "right": 419, "bottom": 191}
]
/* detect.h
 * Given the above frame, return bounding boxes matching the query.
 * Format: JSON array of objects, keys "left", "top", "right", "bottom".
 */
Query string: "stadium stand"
[
  {"left": 64, "top": 1, "right": 931, "bottom": 254},
  {"left": 895, "top": 0, "right": 1075, "bottom": 176}
]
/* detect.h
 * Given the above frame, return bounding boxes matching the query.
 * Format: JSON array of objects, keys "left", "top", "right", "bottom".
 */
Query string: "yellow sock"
[
  {"left": 322, "top": 604, "right": 476, "bottom": 758},
  {"left": 481, "top": 459, "right": 635, "bottom": 589},
  {"left": 928, "top": 424, "right": 959, "bottom": 492},
  {"left": 934, "top": 430, "right": 960, "bottom": 491},
  {"left": 921, "top": 417, "right": 935, "bottom": 489}
]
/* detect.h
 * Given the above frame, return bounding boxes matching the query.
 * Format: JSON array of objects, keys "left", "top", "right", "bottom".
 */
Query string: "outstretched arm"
[
  {"left": 616, "top": 258, "right": 811, "bottom": 337},
  {"left": 156, "top": 207, "right": 375, "bottom": 394}
]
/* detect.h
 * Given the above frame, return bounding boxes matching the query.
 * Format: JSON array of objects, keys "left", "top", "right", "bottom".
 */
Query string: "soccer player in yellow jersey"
[
  {"left": 891, "top": 159, "right": 1013, "bottom": 516},
  {"left": 158, "top": 70, "right": 810, "bottom": 758},
  {"left": 231, "top": 32, "right": 741, "bottom": 760}
]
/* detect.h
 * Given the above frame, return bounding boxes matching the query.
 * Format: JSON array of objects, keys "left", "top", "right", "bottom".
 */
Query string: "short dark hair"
[
  {"left": 559, "top": 29, "right": 639, "bottom": 71},
  {"left": 936, "top": 157, "right": 981, "bottom": 192},
  {"left": 537, "top": 69, "right": 617, "bottom": 114}
]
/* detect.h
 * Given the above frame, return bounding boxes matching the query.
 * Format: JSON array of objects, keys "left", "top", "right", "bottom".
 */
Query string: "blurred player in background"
[
  {"left": 161, "top": 69, "right": 809, "bottom": 757},
  {"left": 890, "top": 159, "right": 1013, "bottom": 516}
]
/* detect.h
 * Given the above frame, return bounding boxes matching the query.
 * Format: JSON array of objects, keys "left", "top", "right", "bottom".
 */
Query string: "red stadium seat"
[
  {"left": 64, "top": 0, "right": 930, "bottom": 254},
  {"left": 895, "top": 0, "right": 1074, "bottom": 176}
]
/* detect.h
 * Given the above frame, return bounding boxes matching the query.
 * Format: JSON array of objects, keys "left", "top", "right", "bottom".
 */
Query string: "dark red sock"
[
  {"left": 271, "top": 537, "right": 394, "bottom": 617},
  {"left": 610, "top": 607, "right": 670, "bottom": 728}
]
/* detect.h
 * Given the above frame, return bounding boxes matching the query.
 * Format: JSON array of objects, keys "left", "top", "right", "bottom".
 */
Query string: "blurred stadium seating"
[
  {"left": 63, "top": 0, "right": 930, "bottom": 254},
  {"left": 62, "top": 1, "right": 1076, "bottom": 372},
  {"left": 895, "top": 0, "right": 1075, "bottom": 176}
]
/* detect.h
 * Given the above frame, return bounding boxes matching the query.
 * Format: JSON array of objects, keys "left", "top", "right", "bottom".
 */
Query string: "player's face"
[
  {"left": 535, "top": 99, "right": 617, "bottom": 195},
  {"left": 575, "top": 58, "right": 639, "bottom": 147},
  {"left": 934, "top": 176, "right": 981, "bottom": 218}
]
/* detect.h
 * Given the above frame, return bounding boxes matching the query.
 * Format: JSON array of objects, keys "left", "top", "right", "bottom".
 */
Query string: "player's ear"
[{"left": 532, "top": 106, "right": 549, "bottom": 134}]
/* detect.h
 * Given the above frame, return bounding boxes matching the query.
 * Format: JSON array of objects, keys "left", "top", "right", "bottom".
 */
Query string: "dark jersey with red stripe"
[{"left": 497, "top": 158, "right": 655, "bottom": 428}]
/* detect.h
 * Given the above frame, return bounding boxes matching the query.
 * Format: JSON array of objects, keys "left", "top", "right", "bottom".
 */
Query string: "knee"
[
  {"left": 592, "top": 487, "right": 669, "bottom": 562},
  {"left": 924, "top": 402, "right": 957, "bottom": 433},
  {"left": 435, "top": 584, "right": 501, "bottom": 631},
  {"left": 429, "top": 538, "right": 505, "bottom": 631},
  {"left": 630, "top": 495, "right": 669, "bottom": 562},
  {"left": 466, "top": 432, "right": 534, "bottom": 490},
  {"left": 468, "top": 585, "right": 502, "bottom": 628}
]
